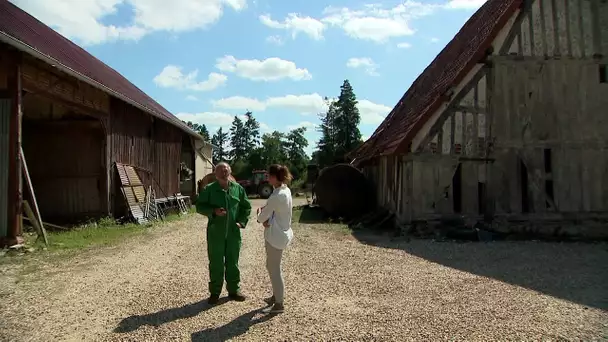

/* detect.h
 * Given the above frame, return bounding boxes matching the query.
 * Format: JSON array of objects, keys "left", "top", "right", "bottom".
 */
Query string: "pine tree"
[
  {"left": 229, "top": 115, "right": 248, "bottom": 161},
  {"left": 316, "top": 98, "right": 338, "bottom": 167},
  {"left": 286, "top": 127, "right": 309, "bottom": 179},
  {"left": 211, "top": 127, "right": 229, "bottom": 163},
  {"left": 199, "top": 124, "right": 210, "bottom": 141},
  {"left": 334, "top": 79, "right": 362, "bottom": 160},
  {"left": 243, "top": 111, "right": 260, "bottom": 152}
]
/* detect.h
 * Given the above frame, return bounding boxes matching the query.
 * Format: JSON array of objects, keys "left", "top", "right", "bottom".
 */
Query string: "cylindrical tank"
[{"left": 313, "top": 164, "right": 376, "bottom": 218}]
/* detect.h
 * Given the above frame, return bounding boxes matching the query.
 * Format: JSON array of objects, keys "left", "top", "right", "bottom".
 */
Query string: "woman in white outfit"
[{"left": 256, "top": 164, "right": 294, "bottom": 314}]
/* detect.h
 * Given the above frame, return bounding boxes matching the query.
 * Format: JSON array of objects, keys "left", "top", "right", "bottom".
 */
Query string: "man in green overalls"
[{"left": 196, "top": 162, "right": 252, "bottom": 304}]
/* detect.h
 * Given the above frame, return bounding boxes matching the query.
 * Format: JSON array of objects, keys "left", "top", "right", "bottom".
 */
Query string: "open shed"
[{"left": 0, "top": 1, "right": 206, "bottom": 245}]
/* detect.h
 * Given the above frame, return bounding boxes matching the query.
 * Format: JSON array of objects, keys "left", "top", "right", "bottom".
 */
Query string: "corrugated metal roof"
[
  {"left": 350, "top": 0, "right": 522, "bottom": 162},
  {"left": 0, "top": 1, "right": 200, "bottom": 139}
]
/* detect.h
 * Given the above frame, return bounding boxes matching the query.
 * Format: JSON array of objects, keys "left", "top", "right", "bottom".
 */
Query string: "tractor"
[{"left": 237, "top": 170, "right": 274, "bottom": 199}]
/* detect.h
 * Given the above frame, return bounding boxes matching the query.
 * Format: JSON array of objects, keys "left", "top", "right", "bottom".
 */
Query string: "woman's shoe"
[
  {"left": 268, "top": 303, "right": 284, "bottom": 314},
  {"left": 263, "top": 295, "right": 275, "bottom": 306}
]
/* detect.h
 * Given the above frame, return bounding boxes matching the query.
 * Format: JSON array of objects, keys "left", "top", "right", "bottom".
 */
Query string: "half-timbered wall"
[
  {"left": 364, "top": 0, "right": 608, "bottom": 228},
  {"left": 504, "top": 0, "right": 607, "bottom": 58},
  {"left": 490, "top": 59, "right": 608, "bottom": 214}
]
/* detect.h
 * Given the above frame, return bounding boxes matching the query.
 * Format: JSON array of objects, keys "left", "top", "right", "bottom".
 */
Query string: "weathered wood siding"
[
  {"left": 505, "top": 0, "right": 607, "bottom": 58},
  {"left": 109, "top": 98, "right": 182, "bottom": 214},
  {"left": 489, "top": 58, "right": 608, "bottom": 214},
  {"left": 364, "top": 0, "right": 608, "bottom": 227}
]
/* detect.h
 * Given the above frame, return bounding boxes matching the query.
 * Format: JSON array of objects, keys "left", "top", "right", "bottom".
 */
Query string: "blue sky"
[{"left": 11, "top": 0, "right": 486, "bottom": 155}]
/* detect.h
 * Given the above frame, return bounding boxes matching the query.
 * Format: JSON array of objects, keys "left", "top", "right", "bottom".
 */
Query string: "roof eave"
[{"left": 0, "top": 31, "right": 202, "bottom": 140}]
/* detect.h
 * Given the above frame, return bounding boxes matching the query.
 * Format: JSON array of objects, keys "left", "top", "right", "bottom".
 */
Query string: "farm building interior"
[{"left": 21, "top": 92, "right": 106, "bottom": 224}]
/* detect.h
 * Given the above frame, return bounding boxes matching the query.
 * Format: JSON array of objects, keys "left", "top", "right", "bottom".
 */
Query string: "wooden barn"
[
  {"left": 349, "top": 0, "right": 608, "bottom": 238},
  {"left": 0, "top": 1, "right": 206, "bottom": 246}
]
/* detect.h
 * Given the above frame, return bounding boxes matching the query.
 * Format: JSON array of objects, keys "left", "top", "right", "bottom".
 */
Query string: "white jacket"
[{"left": 257, "top": 184, "right": 293, "bottom": 250}]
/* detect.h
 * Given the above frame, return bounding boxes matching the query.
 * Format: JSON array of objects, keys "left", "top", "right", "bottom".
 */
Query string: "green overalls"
[{"left": 196, "top": 181, "right": 252, "bottom": 295}]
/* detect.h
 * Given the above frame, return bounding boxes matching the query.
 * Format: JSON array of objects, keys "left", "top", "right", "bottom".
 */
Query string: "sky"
[{"left": 10, "top": 0, "right": 487, "bottom": 155}]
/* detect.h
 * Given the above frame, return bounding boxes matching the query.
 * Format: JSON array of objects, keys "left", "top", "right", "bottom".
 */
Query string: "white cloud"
[
  {"left": 265, "top": 94, "right": 326, "bottom": 114},
  {"left": 259, "top": 0, "right": 481, "bottom": 45},
  {"left": 185, "top": 95, "right": 199, "bottom": 101},
  {"left": 211, "top": 96, "right": 266, "bottom": 111},
  {"left": 430, "top": 37, "right": 440, "bottom": 43},
  {"left": 286, "top": 121, "right": 317, "bottom": 131},
  {"left": 260, "top": 13, "right": 325, "bottom": 40},
  {"left": 211, "top": 94, "right": 390, "bottom": 124},
  {"left": 153, "top": 65, "right": 227, "bottom": 91},
  {"left": 358, "top": 100, "right": 392, "bottom": 125},
  {"left": 266, "top": 35, "right": 284, "bottom": 45},
  {"left": 397, "top": 42, "right": 412, "bottom": 48},
  {"left": 445, "top": 0, "right": 487, "bottom": 10},
  {"left": 176, "top": 111, "right": 237, "bottom": 132},
  {"left": 11, "top": 0, "right": 246, "bottom": 45},
  {"left": 321, "top": 1, "right": 438, "bottom": 43},
  {"left": 346, "top": 57, "right": 378, "bottom": 76},
  {"left": 212, "top": 93, "right": 327, "bottom": 115},
  {"left": 215, "top": 56, "right": 312, "bottom": 82}
]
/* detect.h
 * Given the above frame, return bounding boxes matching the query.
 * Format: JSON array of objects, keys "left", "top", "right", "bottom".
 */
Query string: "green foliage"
[
  {"left": 211, "top": 127, "right": 229, "bottom": 164},
  {"left": 183, "top": 121, "right": 210, "bottom": 141},
  {"left": 314, "top": 80, "right": 362, "bottom": 168},
  {"left": 229, "top": 116, "right": 247, "bottom": 161}
]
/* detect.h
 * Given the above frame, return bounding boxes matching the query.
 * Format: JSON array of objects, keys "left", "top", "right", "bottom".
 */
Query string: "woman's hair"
[{"left": 268, "top": 164, "right": 293, "bottom": 184}]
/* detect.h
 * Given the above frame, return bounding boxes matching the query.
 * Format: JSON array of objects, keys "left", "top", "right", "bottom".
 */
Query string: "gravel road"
[{"left": 0, "top": 199, "right": 607, "bottom": 341}]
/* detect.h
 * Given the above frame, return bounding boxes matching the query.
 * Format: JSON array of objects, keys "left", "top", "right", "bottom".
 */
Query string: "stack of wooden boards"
[{"left": 115, "top": 163, "right": 164, "bottom": 224}]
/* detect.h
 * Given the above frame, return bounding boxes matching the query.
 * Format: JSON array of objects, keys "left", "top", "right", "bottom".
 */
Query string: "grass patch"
[{"left": 18, "top": 211, "right": 190, "bottom": 254}]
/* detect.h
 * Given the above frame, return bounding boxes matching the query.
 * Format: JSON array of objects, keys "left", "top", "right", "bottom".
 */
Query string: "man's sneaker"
[
  {"left": 263, "top": 295, "right": 275, "bottom": 306},
  {"left": 208, "top": 294, "right": 220, "bottom": 305},
  {"left": 228, "top": 292, "right": 246, "bottom": 302},
  {"left": 267, "top": 303, "right": 284, "bottom": 314}
]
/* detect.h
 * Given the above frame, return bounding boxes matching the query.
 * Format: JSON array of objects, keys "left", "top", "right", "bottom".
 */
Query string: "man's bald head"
[{"left": 215, "top": 162, "right": 231, "bottom": 182}]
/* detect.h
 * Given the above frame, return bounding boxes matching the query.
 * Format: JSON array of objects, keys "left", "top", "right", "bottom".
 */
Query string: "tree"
[
  {"left": 313, "top": 80, "right": 362, "bottom": 167},
  {"left": 211, "top": 127, "right": 229, "bottom": 164},
  {"left": 315, "top": 98, "right": 339, "bottom": 167},
  {"left": 182, "top": 120, "right": 210, "bottom": 141},
  {"left": 243, "top": 111, "right": 260, "bottom": 151},
  {"left": 285, "top": 127, "right": 309, "bottom": 179},
  {"left": 229, "top": 115, "right": 248, "bottom": 161},
  {"left": 199, "top": 124, "right": 210, "bottom": 141},
  {"left": 334, "top": 79, "right": 362, "bottom": 159}
]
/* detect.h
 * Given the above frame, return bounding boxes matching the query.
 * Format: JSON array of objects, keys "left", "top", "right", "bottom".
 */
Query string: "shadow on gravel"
[
  {"left": 190, "top": 307, "right": 277, "bottom": 342},
  {"left": 352, "top": 230, "right": 608, "bottom": 311},
  {"left": 114, "top": 298, "right": 230, "bottom": 333}
]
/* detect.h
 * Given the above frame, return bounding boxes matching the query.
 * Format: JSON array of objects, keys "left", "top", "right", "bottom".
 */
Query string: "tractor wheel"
[{"left": 258, "top": 184, "right": 273, "bottom": 199}]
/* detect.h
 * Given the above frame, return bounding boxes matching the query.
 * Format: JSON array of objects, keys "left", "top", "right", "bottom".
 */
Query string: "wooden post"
[{"left": 5, "top": 53, "right": 22, "bottom": 246}]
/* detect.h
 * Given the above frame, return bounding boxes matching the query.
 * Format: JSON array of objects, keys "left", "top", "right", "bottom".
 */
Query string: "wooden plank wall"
[
  {"left": 505, "top": 0, "right": 607, "bottom": 58},
  {"left": 109, "top": 99, "right": 182, "bottom": 213},
  {"left": 490, "top": 59, "right": 608, "bottom": 214}
]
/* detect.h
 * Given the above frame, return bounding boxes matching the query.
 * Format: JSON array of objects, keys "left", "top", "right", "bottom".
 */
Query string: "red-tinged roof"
[
  {"left": 350, "top": 0, "right": 522, "bottom": 162},
  {"left": 0, "top": 1, "right": 199, "bottom": 139}
]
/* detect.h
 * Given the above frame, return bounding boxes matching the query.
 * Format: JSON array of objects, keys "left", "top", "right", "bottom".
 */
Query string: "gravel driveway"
[{"left": 0, "top": 199, "right": 607, "bottom": 341}]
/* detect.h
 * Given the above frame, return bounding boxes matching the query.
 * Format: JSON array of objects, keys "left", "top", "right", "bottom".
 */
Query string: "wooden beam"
[
  {"left": 498, "top": 3, "right": 529, "bottom": 55},
  {"left": 453, "top": 105, "right": 486, "bottom": 114},
  {"left": 6, "top": 52, "right": 22, "bottom": 244},
  {"left": 416, "top": 68, "right": 488, "bottom": 152},
  {"left": 22, "top": 86, "right": 109, "bottom": 120}
]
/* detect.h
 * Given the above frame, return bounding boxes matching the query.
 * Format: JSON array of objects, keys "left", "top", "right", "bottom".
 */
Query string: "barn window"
[{"left": 600, "top": 64, "right": 607, "bottom": 83}]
